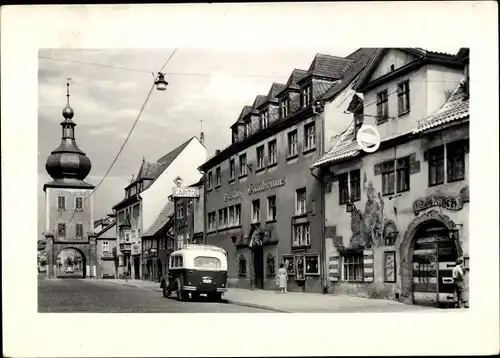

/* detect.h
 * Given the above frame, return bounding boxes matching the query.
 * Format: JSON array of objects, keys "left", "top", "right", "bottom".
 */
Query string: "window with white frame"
[
  {"left": 216, "top": 167, "right": 221, "bottom": 187},
  {"left": 251, "top": 199, "right": 260, "bottom": 223},
  {"left": 239, "top": 154, "right": 247, "bottom": 176},
  {"left": 234, "top": 204, "right": 241, "bottom": 226},
  {"left": 75, "top": 196, "right": 84, "bottom": 211},
  {"left": 267, "top": 196, "right": 277, "bottom": 221},
  {"left": 218, "top": 209, "right": 224, "bottom": 228},
  {"left": 256, "top": 145, "right": 265, "bottom": 169},
  {"left": 293, "top": 223, "right": 310, "bottom": 247},
  {"left": 376, "top": 89, "right": 389, "bottom": 123},
  {"left": 397, "top": 80, "right": 410, "bottom": 115},
  {"left": 295, "top": 188, "right": 306, "bottom": 215},
  {"left": 102, "top": 241, "right": 109, "bottom": 252},
  {"left": 244, "top": 121, "right": 251, "bottom": 138},
  {"left": 229, "top": 206, "right": 235, "bottom": 226},
  {"left": 288, "top": 130, "right": 298, "bottom": 157},
  {"left": 268, "top": 140, "right": 277, "bottom": 165},
  {"left": 208, "top": 212, "right": 216, "bottom": 231},
  {"left": 304, "top": 122, "right": 316, "bottom": 151},
  {"left": 302, "top": 85, "right": 312, "bottom": 107},
  {"left": 343, "top": 252, "right": 364, "bottom": 282},
  {"left": 57, "top": 196, "right": 66, "bottom": 211},
  {"left": 281, "top": 97, "right": 290, "bottom": 118},
  {"left": 260, "top": 110, "right": 269, "bottom": 129},
  {"left": 223, "top": 207, "right": 228, "bottom": 227},
  {"left": 57, "top": 223, "right": 66, "bottom": 239},
  {"left": 305, "top": 254, "right": 320, "bottom": 275},
  {"left": 208, "top": 171, "right": 213, "bottom": 189},
  {"left": 76, "top": 223, "right": 83, "bottom": 239},
  {"left": 229, "top": 159, "right": 235, "bottom": 180}
]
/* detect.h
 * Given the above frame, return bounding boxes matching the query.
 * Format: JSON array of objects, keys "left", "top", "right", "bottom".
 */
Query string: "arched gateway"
[
  {"left": 43, "top": 79, "right": 97, "bottom": 279},
  {"left": 399, "top": 210, "right": 463, "bottom": 307}
]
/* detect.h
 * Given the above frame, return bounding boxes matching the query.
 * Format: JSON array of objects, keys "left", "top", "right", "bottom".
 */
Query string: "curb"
[{"left": 224, "top": 299, "right": 290, "bottom": 313}]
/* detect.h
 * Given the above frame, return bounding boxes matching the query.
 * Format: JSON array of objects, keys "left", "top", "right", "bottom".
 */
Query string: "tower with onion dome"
[{"left": 43, "top": 79, "right": 97, "bottom": 279}]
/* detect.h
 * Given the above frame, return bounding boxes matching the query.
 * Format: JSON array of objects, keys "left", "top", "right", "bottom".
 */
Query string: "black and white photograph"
[{"left": 2, "top": 2, "right": 499, "bottom": 357}]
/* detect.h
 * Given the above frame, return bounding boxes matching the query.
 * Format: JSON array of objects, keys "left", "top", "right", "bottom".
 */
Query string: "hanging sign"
[
  {"left": 356, "top": 125, "right": 381, "bottom": 153},
  {"left": 247, "top": 178, "right": 286, "bottom": 195},
  {"left": 172, "top": 187, "right": 200, "bottom": 198}
]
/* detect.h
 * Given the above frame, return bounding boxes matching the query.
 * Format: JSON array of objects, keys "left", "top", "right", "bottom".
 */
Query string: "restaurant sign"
[
  {"left": 247, "top": 178, "right": 286, "bottom": 195},
  {"left": 413, "top": 186, "right": 469, "bottom": 216},
  {"left": 224, "top": 190, "right": 243, "bottom": 203},
  {"left": 173, "top": 187, "right": 200, "bottom": 198}
]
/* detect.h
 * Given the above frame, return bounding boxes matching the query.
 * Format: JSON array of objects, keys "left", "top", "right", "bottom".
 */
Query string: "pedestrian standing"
[
  {"left": 277, "top": 263, "right": 288, "bottom": 293},
  {"left": 452, "top": 258, "right": 468, "bottom": 308}
]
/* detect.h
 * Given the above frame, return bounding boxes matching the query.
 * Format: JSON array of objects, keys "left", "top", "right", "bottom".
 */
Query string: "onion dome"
[{"left": 45, "top": 80, "right": 92, "bottom": 181}]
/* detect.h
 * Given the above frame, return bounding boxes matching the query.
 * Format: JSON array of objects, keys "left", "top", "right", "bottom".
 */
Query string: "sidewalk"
[{"left": 95, "top": 279, "right": 446, "bottom": 313}]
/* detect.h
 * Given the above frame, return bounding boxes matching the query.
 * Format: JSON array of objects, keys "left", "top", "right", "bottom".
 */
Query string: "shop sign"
[
  {"left": 413, "top": 187, "right": 469, "bottom": 216},
  {"left": 247, "top": 178, "right": 285, "bottom": 195},
  {"left": 173, "top": 187, "right": 200, "bottom": 198},
  {"left": 224, "top": 190, "right": 243, "bottom": 203},
  {"left": 131, "top": 243, "right": 141, "bottom": 255}
]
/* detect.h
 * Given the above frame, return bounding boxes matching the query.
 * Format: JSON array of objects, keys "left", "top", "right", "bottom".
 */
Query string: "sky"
[{"left": 38, "top": 47, "right": 365, "bottom": 237}]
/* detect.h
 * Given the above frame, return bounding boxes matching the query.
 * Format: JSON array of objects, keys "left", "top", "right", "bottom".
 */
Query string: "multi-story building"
[
  {"left": 95, "top": 214, "right": 117, "bottom": 279},
  {"left": 173, "top": 177, "right": 205, "bottom": 248},
  {"left": 311, "top": 48, "right": 469, "bottom": 307},
  {"left": 112, "top": 136, "right": 206, "bottom": 279},
  {"left": 199, "top": 49, "right": 377, "bottom": 293}
]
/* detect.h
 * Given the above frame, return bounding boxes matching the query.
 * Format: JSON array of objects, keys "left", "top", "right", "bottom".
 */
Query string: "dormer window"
[
  {"left": 244, "top": 121, "right": 251, "bottom": 138},
  {"left": 260, "top": 111, "right": 269, "bottom": 129},
  {"left": 232, "top": 129, "right": 238, "bottom": 143},
  {"left": 280, "top": 97, "right": 290, "bottom": 118},
  {"left": 302, "top": 86, "right": 312, "bottom": 107}
]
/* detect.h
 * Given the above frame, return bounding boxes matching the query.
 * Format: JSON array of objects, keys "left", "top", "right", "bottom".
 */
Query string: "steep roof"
[
  {"left": 276, "top": 69, "right": 308, "bottom": 97},
  {"left": 231, "top": 105, "right": 253, "bottom": 128},
  {"left": 414, "top": 81, "right": 469, "bottom": 133},
  {"left": 250, "top": 95, "right": 268, "bottom": 114},
  {"left": 142, "top": 201, "right": 175, "bottom": 237},
  {"left": 321, "top": 48, "right": 378, "bottom": 101},
  {"left": 96, "top": 219, "right": 116, "bottom": 238},
  {"left": 304, "top": 53, "right": 353, "bottom": 80}
]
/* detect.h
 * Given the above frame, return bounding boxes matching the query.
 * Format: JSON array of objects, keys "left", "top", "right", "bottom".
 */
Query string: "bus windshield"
[{"left": 194, "top": 256, "right": 221, "bottom": 269}]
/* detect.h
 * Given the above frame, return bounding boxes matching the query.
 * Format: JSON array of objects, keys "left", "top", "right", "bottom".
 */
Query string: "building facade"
[
  {"left": 173, "top": 177, "right": 205, "bottom": 248},
  {"left": 95, "top": 215, "right": 117, "bottom": 279},
  {"left": 199, "top": 49, "right": 377, "bottom": 293},
  {"left": 312, "top": 48, "right": 470, "bottom": 307},
  {"left": 112, "top": 136, "right": 206, "bottom": 280},
  {"left": 43, "top": 81, "right": 97, "bottom": 279}
]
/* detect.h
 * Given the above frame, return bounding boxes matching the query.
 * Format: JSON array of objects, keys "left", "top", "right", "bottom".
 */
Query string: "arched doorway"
[
  {"left": 400, "top": 210, "right": 462, "bottom": 307},
  {"left": 56, "top": 247, "right": 87, "bottom": 278}
]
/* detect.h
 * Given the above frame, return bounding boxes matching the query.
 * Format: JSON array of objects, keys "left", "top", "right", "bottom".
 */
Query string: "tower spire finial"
[
  {"left": 66, "top": 77, "right": 72, "bottom": 106},
  {"left": 62, "top": 76, "right": 74, "bottom": 120}
]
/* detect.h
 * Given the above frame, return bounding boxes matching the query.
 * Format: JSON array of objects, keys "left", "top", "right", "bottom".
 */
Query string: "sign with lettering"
[
  {"left": 247, "top": 178, "right": 286, "bottom": 195},
  {"left": 413, "top": 188, "right": 469, "bottom": 216},
  {"left": 224, "top": 190, "right": 243, "bottom": 203},
  {"left": 131, "top": 244, "right": 141, "bottom": 255},
  {"left": 172, "top": 187, "right": 200, "bottom": 198}
]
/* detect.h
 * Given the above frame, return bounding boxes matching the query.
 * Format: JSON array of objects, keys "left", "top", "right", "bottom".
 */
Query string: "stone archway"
[
  {"left": 399, "top": 209, "right": 462, "bottom": 304},
  {"left": 55, "top": 247, "right": 87, "bottom": 278}
]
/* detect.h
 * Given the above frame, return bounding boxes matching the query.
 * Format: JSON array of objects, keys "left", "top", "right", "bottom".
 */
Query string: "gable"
[{"left": 368, "top": 49, "right": 420, "bottom": 82}]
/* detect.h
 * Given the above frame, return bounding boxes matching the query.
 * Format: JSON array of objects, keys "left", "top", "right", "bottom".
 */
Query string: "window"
[
  {"left": 76, "top": 223, "right": 83, "bottom": 239},
  {"left": 376, "top": 89, "right": 389, "bottom": 122},
  {"left": 396, "top": 157, "right": 410, "bottom": 192},
  {"left": 256, "top": 145, "right": 265, "bottom": 169},
  {"left": 239, "top": 154, "right": 247, "bottom": 176},
  {"left": 208, "top": 172, "right": 213, "bottom": 189},
  {"left": 251, "top": 199, "right": 260, "bottom": 223},
  {"left": 208, "top": 212, "right": 216, "bottom": 231},
  {"left": 267, "top": 196, "right": 277, "bottom": 221},
  {"left": 266, "top": 254, "right": 275, "bottom": 277},
  {"left": 133, "top": 204, "right": 140, "bottom": 219},
  {"left": 177, "top": 202, "right": 184, "bottom": 219},
  {"left": 268, "top": 140, "right": 277, "bottom": 165},
  {"left": 447, "top": 141, "right": 465, "bottom": 182},
  {"left": 176, "top": 235, "right": 184, "bottom": 250},
  {"left": 428, "top": 145, "right": 445, "bottom": 186},
  {"left": 244, "top": 121, "right": 251, "bottom": 138},
  {"left": 215, "top": 167, "right": 221, "bottom": 187},
  {"left": 229, "top": 206, "right": 235, "bottom": 226},
  {"left": 75, "top": 196, "right": 84, "bottom": 211},
  {"left": 187, "top": 200, "right": 192, "bottom": 216},
  {"left": 223, "top": 207, "right": 228, "bottom": 227},
  {"left": 57, "top": 196, "right": 66, "bottom": 211},
  {"left": 381, "top": 160, "right": 395, "bottom": 195},
  {"left": 288, "top": 130, "right": 298, "bottom": 157},
  {"left": 295, "top": 188, "right": 306, "bottom": 215},
  {"left": 281, "top": 97, "right": 290, "bottom": 118},
  {"left": 305, "top": 254, "right": 320, "bottom": 275},
  {"left": 260, "top": 111, "right": 269, "bottom": 129},
  {"left": 349, "top": 169, "right": 361, "bottom": 202},
  {"left": 57, "top": 223, "right": 66, "bottom": 239},
  {"left": 302, "top": 85, "right": 312, "bottom": 107},
  {"left": 232, "top": 130, "right": 238, "bottom": 144},
  {"left": 238, "top": 255, "right": 247, "bottom": 276},
  {"left": 234, "top": 204, "right": 241, "bottom": 226},
  {"left": 338, "top": 173, "right": 349, "bottom": 205},
  {"left": 229, "top": 159, "right": 235, "bottom": 180},
  {"left": 304, "top": 123, "right": 316, "bottom": 151},
  {"left": 343, "top": 252, "right": 364, "bottom": 281},
  {"left": 194, "top": 256, "right": 221, "bottom": 269},
  {"left": 102, "top": 241, "right": 109, "bottom": 252},
  {"left": 293, "top": 223, "right": 310, "bottom": 247},
  {"left": 218, "top": 209, "right": 224, "bottom": 227},
  {"left": 397, "top": 80, "right": 410, "bottom": 114}
]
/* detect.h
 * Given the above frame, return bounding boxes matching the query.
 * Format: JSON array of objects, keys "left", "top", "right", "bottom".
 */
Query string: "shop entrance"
[
  {"left": 253, "top": 247, "right": 264, "bottom": 289},
  {"left": 412, "top": 222, "right": 458, "bottom": 308}
]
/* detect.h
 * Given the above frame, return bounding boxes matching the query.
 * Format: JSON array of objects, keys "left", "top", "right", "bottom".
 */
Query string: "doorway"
[
  {"left": 412, "top": 223, "right": 458, "bottom": 308},
  {"left": 133, "top": 255, "right": 140, "bottom": 280},
  {"left": 253, "top": 247, "right": 264, "bottom": 289}
]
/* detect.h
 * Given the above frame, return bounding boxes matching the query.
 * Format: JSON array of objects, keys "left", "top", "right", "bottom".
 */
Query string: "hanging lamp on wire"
[{"left": 154, "top": 72, "right": 169, "bottom": 91}]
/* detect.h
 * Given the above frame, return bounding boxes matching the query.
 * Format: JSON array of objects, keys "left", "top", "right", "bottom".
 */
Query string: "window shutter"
[
  {"left": 374, "top": 163, "right": 382, "bottom": 176},
  {"left": 363, "top": 249, "right": 374, "bottom": 282},
  {"left": 328, "top": 254, "right": 340, "bottom": 281}
]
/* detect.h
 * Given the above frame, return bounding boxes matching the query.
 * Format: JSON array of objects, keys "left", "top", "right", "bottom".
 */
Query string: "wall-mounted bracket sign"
[
  {"left": 172, "top": 187, "right": 200, "bottom": 198},
  {"left": 413, "top": 186, "right": 469, "bottom": 216},
  {"left": 356, "top": 125, "right": 381, "bottom": 153},
  {"left": 224, "top": 190, "right": 243, "bottom": 203},
  {"left": 247, "top": 178, "right": 285, "bottom": 195}
]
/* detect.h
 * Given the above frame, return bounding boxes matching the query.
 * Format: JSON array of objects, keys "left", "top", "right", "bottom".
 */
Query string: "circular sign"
[{"left": 356, "top": 125, "right": 381, "bottom": 153}]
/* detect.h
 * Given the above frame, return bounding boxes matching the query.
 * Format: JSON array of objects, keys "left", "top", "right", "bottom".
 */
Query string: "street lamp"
[{"left": 154, "top": 72, "right": 169, "bottom": 91}]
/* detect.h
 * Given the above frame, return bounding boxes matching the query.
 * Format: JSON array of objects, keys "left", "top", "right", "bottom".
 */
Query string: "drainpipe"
[{"left": 201, "top": 171, "right": 207, "bottom": 245}]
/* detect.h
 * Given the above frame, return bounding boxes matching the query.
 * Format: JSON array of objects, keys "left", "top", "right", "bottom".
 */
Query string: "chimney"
[
  {"left": 200, "top": 131, "right": 205, "bottom": 145},
  {"left": 215, "top": 149, "right": 221, "bottom": 156}
]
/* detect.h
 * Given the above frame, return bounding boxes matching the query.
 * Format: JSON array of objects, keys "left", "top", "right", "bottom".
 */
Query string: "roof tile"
[
  {"left": 306, "top": 54, "right": 353, "bottom": 79},
  {"left": 142, "top": 201, "right": 175, "bottom": 237}
]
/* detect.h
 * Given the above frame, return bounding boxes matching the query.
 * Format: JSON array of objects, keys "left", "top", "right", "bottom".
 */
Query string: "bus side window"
[{"left": 179, "top": 256, "right": 183, "bottom": 268}]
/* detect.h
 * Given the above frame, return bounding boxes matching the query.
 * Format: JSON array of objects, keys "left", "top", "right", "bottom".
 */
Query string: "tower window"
[
  {"left": 57, "top": 223, "right": 66, "bottom": 239},
  {"left": 75, "top": 196, "right": 84, "bottom": 211},
  {"left": 57, "top": 196, "right": 66, "bottom": 211}
]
